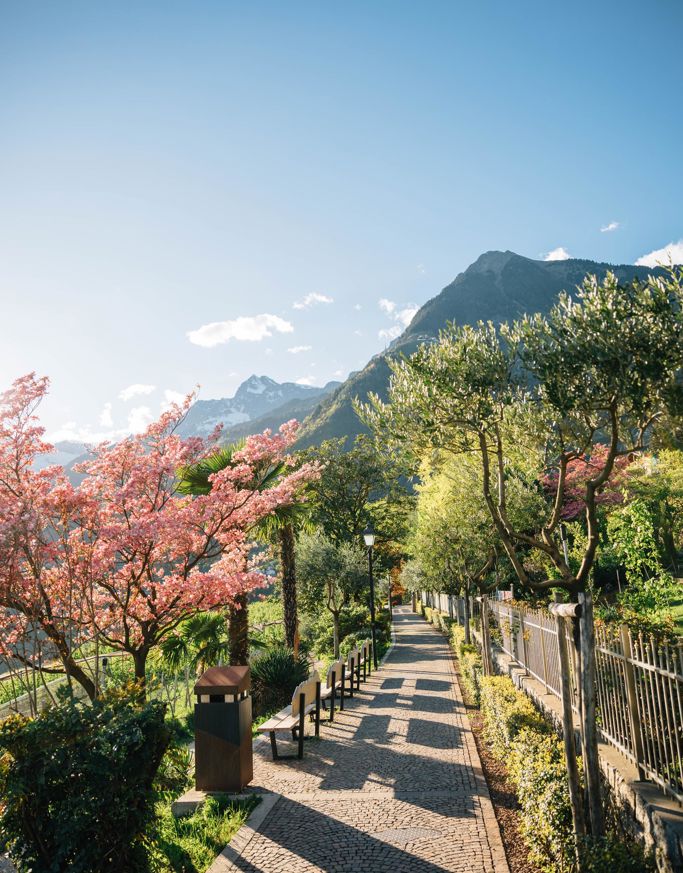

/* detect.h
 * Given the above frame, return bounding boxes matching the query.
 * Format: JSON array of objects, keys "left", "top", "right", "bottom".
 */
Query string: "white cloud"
[
  {"left": 128, "top": 406, "right": 154, "bottom": 433},
  {"left": 354, "top": 329, "right": 363, "bottom": 337},
  {"left": 292, "top": 292, "right": 333, "bottom": 310},
  {"left": 635, "top": 239, "right": 683, "bottom": 268},
  {"left": 295, "top": 376, "right": 318, "bottom": 386},
  {"left": 378, "top": 299, "right": 418, "bottom": 341},
  {"left": 354, "top": 304, "right": 362, "bottom": 311},
  {"left": 187, "top": 314, "right": 293, "bottom": 347},
  {"left": 544, "top": 246, "right": 571, "bottom": 261},
  {"left": 99, "top": 402, "right": 113, "bottom": 427},
  {"left": 332, "top": 368, "right": 346, "bottom": 378},
  {"left": 287, "top": 345, "right": 312, "bottom": 354},
  {"left": 379, "top": 325, "right": 402, "bottom": 342},
  {"left": 396, "top": 306, "right": 418, "bottom": 328},
  {"left": 417, "top": 263, "right": 426, "bottom": 274},
  {"left": 49, "top": 421, "right": 118, "bottom": 444},
  {"left": 161, "top": 389, "right": 185, "bottom": 411},
  {"left": 600, "top": 221, "right": 620, "bottom": 233},
  {"left": 119, "top": 383, "right": 156, "bottom": 401}
]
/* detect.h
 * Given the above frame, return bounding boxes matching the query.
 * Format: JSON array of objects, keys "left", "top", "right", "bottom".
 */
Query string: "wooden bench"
[
  {"left": 257, "top": 671, "right": 321, "bottom": 760},
  {"left": 346, "top": 646, "right": 360, "bottom": 695},
  {"left": 358, "top": 638, "right": 373, "bottom": 682},
  {"left": 320, "top": 658, "right": 346, "bottom": 722}
]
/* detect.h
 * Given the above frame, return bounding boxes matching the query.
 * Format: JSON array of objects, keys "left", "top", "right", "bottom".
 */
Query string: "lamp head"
[{"left": 363, "top": 523, "right": 375, "bottom": 548}]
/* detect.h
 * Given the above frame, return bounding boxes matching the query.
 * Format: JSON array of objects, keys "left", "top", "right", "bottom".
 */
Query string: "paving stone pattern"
[{"left": 220, "top": 607, "right": 508, "bottom": 872}]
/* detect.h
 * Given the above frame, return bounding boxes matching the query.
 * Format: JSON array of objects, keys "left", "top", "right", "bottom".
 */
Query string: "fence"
[{"left": 421, "top": 591, "right": 683, "bottom": 806}]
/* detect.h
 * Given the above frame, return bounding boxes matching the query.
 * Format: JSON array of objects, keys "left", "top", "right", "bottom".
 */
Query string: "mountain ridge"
[{"left": 293, "top": 250, "right": 664, "bottom": 447}]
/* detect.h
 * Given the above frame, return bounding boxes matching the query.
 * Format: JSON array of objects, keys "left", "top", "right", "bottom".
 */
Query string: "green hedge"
[
  {"left": 479, "top": 675, "right": 653, "bottom": 873},
  {"left": 449, "top": 625, "right": 483, "bottom": 704},
  {"left": 0, "top": 686, "right": 169, "bottom": 873}
]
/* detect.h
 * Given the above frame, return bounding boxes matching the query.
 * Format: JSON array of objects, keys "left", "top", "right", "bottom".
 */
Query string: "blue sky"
[{"left": 1, "top": 1, "right": 682, "bottom": 440}]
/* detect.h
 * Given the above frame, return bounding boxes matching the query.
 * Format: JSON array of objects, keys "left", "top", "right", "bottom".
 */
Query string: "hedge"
[
  {"left": 479, "top": 675, "right": 653, "bottom": 873},
  {"left": 450, "top": 625, "right": 483, "bottom": 704}
]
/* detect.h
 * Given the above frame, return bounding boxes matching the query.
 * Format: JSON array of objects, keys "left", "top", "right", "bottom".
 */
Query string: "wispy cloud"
[
  {"left": 543, "top": 246, "right": 571, "bottom": 261},
  {"left": 287, "top": 345, "right": 312, "bottom": 354},
  {"left": 99, "top": 402, "right": 113, "bottom": 427},
  {"left": 635, "top": 239, "right": 683, "bottom": 268},
  {"left": 187, "top": 314, "right": 293, "bottom": 347},
  {"left": 161, "top": 389, "right": 186, "bottom": 411},
  {"left": 378, "top": 299, "right": 418, "bottom": 342},
  {"left": 600, "top": 221, "right": 620, "bottom": 233},
  {"left": 119, "top": 383, "right": 156, "bottom": 401},
  {"left": 128, "top": 406, "right": 154, "bottom": 433},
  {"left": 295, "top": 375, "right": 318, "bottom": 386},
  {"left": 379, "top": 325, "right": 402, "bottom": 342},
  {"left": 293, "top": 292, "right": 333, "bottom": 310}
]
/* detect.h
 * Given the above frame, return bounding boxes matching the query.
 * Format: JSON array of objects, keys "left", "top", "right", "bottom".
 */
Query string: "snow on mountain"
[{"left": 176, "top": 375, "right": 334, "bottom": 438}]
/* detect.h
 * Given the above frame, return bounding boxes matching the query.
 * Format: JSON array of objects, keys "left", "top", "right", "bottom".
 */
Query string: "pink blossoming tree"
[{"left": 0, "top": 373, "right": 314, "bottom": 699}]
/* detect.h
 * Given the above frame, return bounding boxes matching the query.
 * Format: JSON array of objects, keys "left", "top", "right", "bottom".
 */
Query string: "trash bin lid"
[{"left": 194, "top": 666, "right": 250, "bottom": 696}]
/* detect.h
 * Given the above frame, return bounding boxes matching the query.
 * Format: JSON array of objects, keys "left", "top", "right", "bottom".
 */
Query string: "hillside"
[{"left": 294, "top": 250, "right": 661, "bottom": 447}]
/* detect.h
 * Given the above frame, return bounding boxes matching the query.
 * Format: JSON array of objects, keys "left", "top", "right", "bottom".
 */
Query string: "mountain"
[
  {"left": 294, "top": 250, "right": 662, "bottom": 447},
  {"left": 34, "top": 440, "right": 88, "bottom": 471},
  {"left": 176, "top": 375, "right": 341, "bottom": 440}
]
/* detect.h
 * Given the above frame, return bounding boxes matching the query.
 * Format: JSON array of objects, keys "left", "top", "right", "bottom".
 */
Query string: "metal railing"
[{"left": 421, "top": 591, "right": 683, "bottom": 805}]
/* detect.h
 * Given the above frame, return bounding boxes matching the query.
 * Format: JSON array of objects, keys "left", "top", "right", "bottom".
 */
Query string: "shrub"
[
  {"left": 0, "top": 685, "right": 169, "bottom": 873},
  {"left": 479, "top": 675, "right": 654, "bottom": 873},
  {"left": 507, "top": 727, "right": 577, "bottom": 871},
  {"left": 479, "top": 675, "right": 548, "bottom": 758},
  {"left": 250, "top": 646, "right": 309, "bottom": 716}
]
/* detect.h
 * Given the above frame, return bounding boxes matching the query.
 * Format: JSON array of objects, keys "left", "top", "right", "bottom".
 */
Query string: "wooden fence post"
[
  {"left": 552, "top": 594, "right": 586, "bottom": 850},
  {"left": 620, "top": 625, "right": 646, "bottom": 781},
  {"left": 519, "top": 609, "right": 529, "bottom": 676},
  {"left": 578, "top": 589, "right": 605, "bottom": 838}
]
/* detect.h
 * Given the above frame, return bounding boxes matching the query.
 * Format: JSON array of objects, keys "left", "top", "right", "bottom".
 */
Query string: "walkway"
[{"left": 214, "top": 606, "right": 509, "bottom": 873}]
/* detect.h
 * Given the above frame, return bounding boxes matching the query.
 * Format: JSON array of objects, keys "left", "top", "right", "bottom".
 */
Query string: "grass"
[
  {"left": 670, "top": 589, "right": 683, "bottom": 634},
  {"left": 148, "top": 794, "right": 259, "bottom": 873}
]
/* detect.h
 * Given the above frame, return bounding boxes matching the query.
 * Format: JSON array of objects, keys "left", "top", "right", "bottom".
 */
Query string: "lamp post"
[{"left": 363, "top": 523, "right": 379, "bottom": 669}]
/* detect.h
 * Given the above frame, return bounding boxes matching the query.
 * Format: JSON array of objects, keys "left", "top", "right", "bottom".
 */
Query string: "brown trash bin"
[{"left": 193, "top": 666, "right": 253, "bottom": 792}]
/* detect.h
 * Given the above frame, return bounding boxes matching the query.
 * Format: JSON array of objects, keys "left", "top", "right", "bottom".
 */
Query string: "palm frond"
[{"left": 177, "top": 442, "right": 246, "bottom": 495}]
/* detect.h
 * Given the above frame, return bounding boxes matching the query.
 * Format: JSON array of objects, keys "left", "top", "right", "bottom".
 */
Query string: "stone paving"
[{"left": 213, "top": 606, "right": 508, "bottom": 872}]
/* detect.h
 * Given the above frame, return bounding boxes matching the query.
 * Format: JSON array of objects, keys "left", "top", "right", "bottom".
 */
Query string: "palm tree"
[{"left": 177, "top": 442, "right": 308, "bottom": 663}]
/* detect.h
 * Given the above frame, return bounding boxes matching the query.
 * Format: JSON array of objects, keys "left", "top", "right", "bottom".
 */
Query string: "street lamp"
[{"left": 363, "top": 523, "right": 379, "bottom": 669}]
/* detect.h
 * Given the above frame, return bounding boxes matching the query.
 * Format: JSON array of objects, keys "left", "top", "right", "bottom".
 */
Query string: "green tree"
[
  {"left": 362, "top": 269, "right": 683, "bottom": 845},
  {"left": 177, "top": 443, "right": 310, "bottom": 663},
  {"left": 302, "top": 435, "right": 414, "bottom": 568},
  {"left": 296, "top": 531, "right": 367, "bottom": 658}
]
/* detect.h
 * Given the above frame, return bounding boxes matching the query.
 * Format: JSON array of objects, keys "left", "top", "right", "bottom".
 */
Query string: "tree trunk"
[
  {"left": 332, "top": 611, "right": 340, "bottom": 659},
  {"left": 132, "top": 649, "right": 148, "bottom": 698},
  {"left": 578, "top": 590, "right": 604, "bottom": 838},
  {"left": 65, "top": 656, "right": 97, "bottom": 702},
  {"left": 481, "top": 597, "right": 492, "bottom": 675},
  {"left": 463, "top": 592, "right": 471, "bottom": 645},
  {"left": 555, "top": 593, "right": 586, "bottom": 857},
  {"left": 229, "top": 593, "right": 249, "bottom": 665},
  {"left": 279, "top": 522, "right": 298, "bottom": 651}
]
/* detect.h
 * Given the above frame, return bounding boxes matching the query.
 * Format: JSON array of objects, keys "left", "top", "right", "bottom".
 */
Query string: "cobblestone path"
[{"left": 213, "top": 606, "right": 508, "bottom": 873}]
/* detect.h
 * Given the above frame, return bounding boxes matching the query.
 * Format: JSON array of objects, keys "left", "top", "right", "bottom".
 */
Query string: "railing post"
[
  {"left": 620, "top": 625, "right": 646, "bottom": 781},
  {"left": 539, "top": 619, "right": 550, "bottom": 692},
  {"left": 519, "top": 608, "right": 529, "bottom": 676}
]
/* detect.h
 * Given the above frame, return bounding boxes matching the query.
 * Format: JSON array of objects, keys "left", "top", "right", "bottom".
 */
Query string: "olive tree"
[{"left": 361, "top": 269, "right": 683, "bottom": 844}]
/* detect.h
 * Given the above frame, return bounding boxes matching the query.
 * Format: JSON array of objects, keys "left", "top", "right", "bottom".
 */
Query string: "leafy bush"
[
  {"left": 250, "top": 646, "right": 309, "bottom": 716},
  {"left": 479, "top": 675, "right": 654, "bottom": 873},
  {"left": 0, "top": 685, "right": 169, "bottom": 873},
  {"left": 479, "top": 675, "right": 548, "bottom": 757},
  {"left": 507, "top": 727, "right": 577, "bottom": 871},
  {"left": 444, "top": 623, "right": 482, "bottom": 702},
  {"left": 578, "top": 834, "right": 655, "bottom": 873}
]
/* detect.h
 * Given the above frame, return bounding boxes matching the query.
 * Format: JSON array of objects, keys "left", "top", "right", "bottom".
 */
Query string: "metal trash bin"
[{"left": 194, "top": 666, "right": 253, "bottom": 792}]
